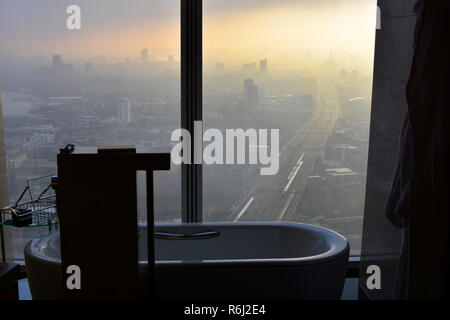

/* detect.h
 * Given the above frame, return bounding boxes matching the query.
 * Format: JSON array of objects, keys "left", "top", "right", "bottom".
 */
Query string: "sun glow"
[{"left": 204, "top": 1, "right": 377, "bottom": 73}]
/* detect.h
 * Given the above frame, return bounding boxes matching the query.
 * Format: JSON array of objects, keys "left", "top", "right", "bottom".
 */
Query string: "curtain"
[{"left": 405, "top": 0, "right": 450, "bottom": 299}]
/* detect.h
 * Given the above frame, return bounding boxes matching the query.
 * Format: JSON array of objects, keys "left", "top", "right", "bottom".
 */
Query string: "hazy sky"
[
  {"left": 204, "top": 0, "right": 377, "bottom": 72},
  {"left": 0, "top": 0, "right": 376, "bottom": 69},
  {"left": 0, "top": 0, "right": 180, "bottom": 60}
]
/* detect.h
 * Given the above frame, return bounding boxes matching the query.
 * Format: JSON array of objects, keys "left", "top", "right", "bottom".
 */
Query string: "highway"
[{"left": 229, "top": 82, "right": 341, "bottom": 222}]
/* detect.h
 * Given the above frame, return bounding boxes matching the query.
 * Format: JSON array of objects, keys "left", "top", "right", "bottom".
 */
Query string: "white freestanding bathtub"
[{"left": 24, "top": 222, "right": 349, "bottom": 300}]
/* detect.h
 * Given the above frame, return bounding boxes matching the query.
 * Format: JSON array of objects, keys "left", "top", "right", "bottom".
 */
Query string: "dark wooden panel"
[{"left": 57, "top": 150, "right": 170, "bottom": 299}]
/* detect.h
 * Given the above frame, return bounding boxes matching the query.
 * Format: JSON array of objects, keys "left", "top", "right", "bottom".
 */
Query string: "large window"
[
  {"left": 0, "top": 0, "right": 180, "bottom": 260},
  {"left": 203, "top": 0, "right": 377, "bottom": 254},
  {"left": 0, "top": 0, "right": 377, "bottom": 261}
]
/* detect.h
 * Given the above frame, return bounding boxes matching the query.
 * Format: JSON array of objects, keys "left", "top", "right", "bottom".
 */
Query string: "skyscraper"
[
  {"left": 260, "top": 59, "right": 268, "bottom": 73},
  {"left": 248, "top": 86, "right": 259, "bottom": 110},
  {"left": 244, "top": 79, "right": 254, "bottom": 97},
  {"left": 244, "top": 79, "right": 259, "bottom": 111},
  {"left": 0, "top": 84, "right": 9, "bottom": 208},
  {"left": 141, "top": 49, "right": 148, "bottom": 63},
  {"left": 119, "top": 99, "right": 132, "bottom": 123},
  {"left": 52, "top": 54, "right": 63, "bottom": 69}
]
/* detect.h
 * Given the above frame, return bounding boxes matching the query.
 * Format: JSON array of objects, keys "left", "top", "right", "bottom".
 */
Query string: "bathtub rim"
[{"left": 24, "top": 221, "right": 349, "bottom": 269}]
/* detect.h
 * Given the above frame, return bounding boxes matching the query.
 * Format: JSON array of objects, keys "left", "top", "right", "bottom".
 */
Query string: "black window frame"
[{"left": 181, "top": 0, "right": 202, "bottom": 222}]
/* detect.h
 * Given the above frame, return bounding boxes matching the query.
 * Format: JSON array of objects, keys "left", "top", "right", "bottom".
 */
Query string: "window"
[
  {"left": 0, "top": 0, "right": 180, "bottom": 260},
  {"left": 203, "top": 0, "right": 377, "bottom": 255},
  {"left": 0, "top": 0, "right": 377, "bottom": 261}
]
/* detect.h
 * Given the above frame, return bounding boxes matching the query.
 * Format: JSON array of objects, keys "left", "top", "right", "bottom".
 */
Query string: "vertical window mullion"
[{"left": 181, "top": 0, "right": 202, "bottom": 223}]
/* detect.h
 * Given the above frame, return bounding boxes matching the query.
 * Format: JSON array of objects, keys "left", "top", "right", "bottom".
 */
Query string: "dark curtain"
[
  {"left": 405, "top": 0, "right": 450, "bottom": 299},
  {"left": 384, "top": 0, "right": 423, "bottom": 300}
]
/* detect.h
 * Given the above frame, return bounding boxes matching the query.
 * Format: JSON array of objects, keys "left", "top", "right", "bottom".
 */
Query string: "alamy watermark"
[
  {"left": 170, "top": 121, "right": 280, "bottom": 176},
  {"left": 366, "top": 264, "right": 381, "bottom": 290},
  {"left": 66, "top": 5, "right": 81, "bottom": 30},
  {"left": 66, "top": 265, "right": 81, "bottom": 290}
]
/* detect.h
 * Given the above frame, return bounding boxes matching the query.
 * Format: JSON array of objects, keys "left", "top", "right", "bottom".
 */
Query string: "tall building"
[
  {"left": 104, "top": 93, "right": 120, "bottom": 118},
  {"left": 248, "top": 86, "right": 259, "bottom": 110},
  {"left": 260, "top": 85, "right": 265, "bottom": 98},
  {"left": 244, "top": 79, "right": 254, "bottom": 97},
  {"left": 260, "top": 59, "right": 268, "bottom": 73},
  {"left": 168, "top": 55, "right": 174, "bottom": 63},
  {"left": 243, "top": 79, "right": 259, "bottom": 111},
  {"left": 52, "top": 54, "right": 62, "bottom": 69},
  {"left": 141, "top": 49, "right": 148, "bottom": 63},
  {"left": 119, "top": 99, "right": 132, "bottom": 123},
  {"left": 0, "top": 85, "right": 9, "bottom": 207}
]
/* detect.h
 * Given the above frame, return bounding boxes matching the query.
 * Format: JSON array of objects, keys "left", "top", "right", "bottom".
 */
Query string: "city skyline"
[{"left": 1, "top": 0, "right": 376, "bottom": 73}]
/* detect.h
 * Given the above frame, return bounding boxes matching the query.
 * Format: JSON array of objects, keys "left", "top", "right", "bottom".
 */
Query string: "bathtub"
[{"left": 24, "top": 222, "right": 349, "bottom": 300}]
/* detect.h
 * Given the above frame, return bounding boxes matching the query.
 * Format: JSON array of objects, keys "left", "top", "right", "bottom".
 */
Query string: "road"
[{"left": 229, "top": 82, "right": 341, "bottom": 222}]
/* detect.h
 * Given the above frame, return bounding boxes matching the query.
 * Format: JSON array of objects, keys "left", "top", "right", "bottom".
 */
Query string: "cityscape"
[
  {"left": 0, "top": 0, "right": 376, "bottom": 259},
  {"left": 0, "top": 51, "right": 372, "bottom": 257}
]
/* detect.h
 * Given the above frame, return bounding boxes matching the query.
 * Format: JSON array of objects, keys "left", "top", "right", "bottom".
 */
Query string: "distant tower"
[
  {"left": 119, "top": 99, "right": 132, "bottom": 123},
  {"left": 260, "top": 85, "right": 265, "bottom": 98},
  {"left": 141, "top": 49, "right": 148, "bottom": 63},
  {"left": 244, "top": 79, "right": 254, "bottom": 97},
  {"left": 260, "top": 59, "right": 268, "bottom": 73},
  {"left": 249, "top": 86, "right": 259, "bottom": 110},
  {"left": 244, "top": 79, "right": 259, "bottom": 111},
  {"left": 168, "top": 55, "right": 174, "bottom": 63},
  {"left": 52, "top": 54, "right": 63, "bottom": 69},
  {"left": 0, "top": 85, "right": 9, "bottom": 207}
]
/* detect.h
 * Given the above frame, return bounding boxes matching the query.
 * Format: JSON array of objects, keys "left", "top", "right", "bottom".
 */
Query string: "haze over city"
[
  {"left": 0, "top": 0, "right": 376, "bottom": 258},
  {"left": 1, "top": 0, "right": 376, "bottom": 70}
]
